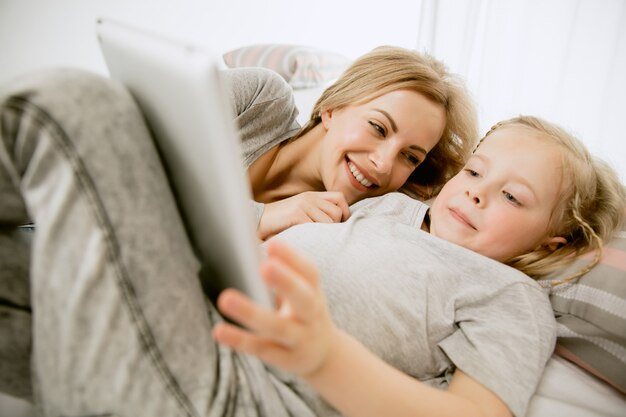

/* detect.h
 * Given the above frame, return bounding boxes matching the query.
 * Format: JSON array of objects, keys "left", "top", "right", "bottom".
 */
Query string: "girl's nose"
[{"left": 465, "top": 187, "right": 485, "bottom": 206}]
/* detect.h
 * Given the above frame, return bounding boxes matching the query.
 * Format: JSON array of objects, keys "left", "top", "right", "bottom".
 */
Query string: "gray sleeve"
[
  {"left": 220, "top": 68, "right": 301, "bottom": 168},
  {"left": 438, "top": 284, "right": 556, "bottom": 417}
]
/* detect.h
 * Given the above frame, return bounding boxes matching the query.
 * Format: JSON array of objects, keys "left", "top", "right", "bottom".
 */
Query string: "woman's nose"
[{"left": 369, "top": 146, "right": 394, "bottom": 175}]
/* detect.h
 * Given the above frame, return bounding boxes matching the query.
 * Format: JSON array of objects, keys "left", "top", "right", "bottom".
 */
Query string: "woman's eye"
[
  {"left": 465, "top": 169, "right": 479, "bottom": 177},
  {"left": 368, "top": 121, "right": 386, "bottom": 137},
  {"left": 403, "top": 153, "right": 421, "bottom": 167},
  {"left": 503, "top": 191, "right": 520, "bottom": 205}
]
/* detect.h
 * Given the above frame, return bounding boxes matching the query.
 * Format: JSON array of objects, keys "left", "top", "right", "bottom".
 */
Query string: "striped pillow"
[
  {"left": 539, "top": 212, "right": 626, "bottom": 393},
  {"left": 223, "top": 44, "right": 351, "bottom": 89}
]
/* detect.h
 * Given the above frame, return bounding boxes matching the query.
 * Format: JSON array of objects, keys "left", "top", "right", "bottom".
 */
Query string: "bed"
[{"left": 0, "top": 43, "right": 624, "bottom": 417}]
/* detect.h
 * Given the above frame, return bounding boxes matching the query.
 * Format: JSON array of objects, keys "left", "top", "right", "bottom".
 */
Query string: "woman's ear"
[
  {"left": 542, "top": 236, "right": 567, "bottom": 251},
  {"left": 321, "top": 108, "right": 333, "bottom": 129}
]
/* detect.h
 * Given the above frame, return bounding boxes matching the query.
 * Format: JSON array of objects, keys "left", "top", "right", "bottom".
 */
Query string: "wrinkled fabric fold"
[{"left": 0, "top": 69, "right": 276, "bottom": 416}]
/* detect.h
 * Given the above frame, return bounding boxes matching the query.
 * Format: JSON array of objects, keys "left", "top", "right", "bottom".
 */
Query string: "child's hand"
[
  {"left": 213, "top": 239, "right": 338, "bottom": 377},
  {"left": 257, "top": 191, "right": 350, "bottom": 240}
]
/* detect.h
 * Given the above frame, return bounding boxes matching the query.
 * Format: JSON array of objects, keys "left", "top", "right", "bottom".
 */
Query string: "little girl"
[{"left": 214, "top": 116, "right": 625, "bottom": 417}]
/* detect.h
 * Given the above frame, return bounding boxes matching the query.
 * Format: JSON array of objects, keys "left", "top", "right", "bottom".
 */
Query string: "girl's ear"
[
  {"left": 542, "top": 236, "right": 567, "bottom": 251},
  {"left": 321, "top": 109, "right": 333, "bottom": 129}
]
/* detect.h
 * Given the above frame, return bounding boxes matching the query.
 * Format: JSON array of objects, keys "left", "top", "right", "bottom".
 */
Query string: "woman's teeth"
[{"left": 348, "top": 162, "right": 373, "bottom": 187}]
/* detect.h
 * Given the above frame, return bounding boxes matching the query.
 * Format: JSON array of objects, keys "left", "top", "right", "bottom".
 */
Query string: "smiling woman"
[
  {"left": 243, "top": 46, "right": 479, "bottom": 240},
  {"left": 314, "top": 89, "right": 444, "bottom": 203}
]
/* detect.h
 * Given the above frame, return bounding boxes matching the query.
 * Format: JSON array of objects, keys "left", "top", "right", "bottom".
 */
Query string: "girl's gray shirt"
[
  {"left": 272, "top": 193, "right": 556, "bottom": 417},
  {"left": 222, "top": 69, "right": 555, "bottom": 416}
]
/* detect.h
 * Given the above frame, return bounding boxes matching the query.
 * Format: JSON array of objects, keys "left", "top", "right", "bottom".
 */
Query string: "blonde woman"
[
  {"left": 215, "top": 116, "right": 625, "bottom": 417},
  {"left": 230, "top": 46, "right": 478, "bottom": 239}
]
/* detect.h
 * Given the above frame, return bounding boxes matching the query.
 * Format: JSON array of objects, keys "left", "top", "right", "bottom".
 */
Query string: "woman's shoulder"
[
  {"left": 222, "top": 68, "right": 300, "bottom": 167},
  {"left": 222, "top": 67, "right": 293, "bottom": 107}
]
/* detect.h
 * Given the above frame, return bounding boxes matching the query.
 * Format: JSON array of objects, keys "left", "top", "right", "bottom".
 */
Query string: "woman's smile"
[{"left": 345, "top": 158, "right": 377, "bottom": 189}]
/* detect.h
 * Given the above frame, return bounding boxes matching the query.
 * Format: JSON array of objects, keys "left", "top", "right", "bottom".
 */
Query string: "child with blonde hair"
[
  {"left": 214, "top": 115, "right": 625, "bottom": 417},
  {"left": 486, "top": 117, "right": 625, "bottom": 284}
]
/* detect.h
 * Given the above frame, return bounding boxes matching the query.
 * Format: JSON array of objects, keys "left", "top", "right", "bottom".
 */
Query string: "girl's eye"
[
  {"left": 465, "top": 169, "right": 479, "bottom": 177},
  {"left": 368, "top": 121, "right": 386, "bottom": 137},
  {"left": 402, "top": 153, "right": 421, "bottom": 167},
  {"left": 503, "top": 191, "right": 521, "bottom": 205}
]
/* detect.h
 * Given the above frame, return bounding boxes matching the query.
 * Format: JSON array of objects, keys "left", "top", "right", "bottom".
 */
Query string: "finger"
[
  {"left": 260, "top": 257, "right": 318, "bottom": 321},
  {"left": 265, "top": 239, "right": 320, "bottom": 288},
  {"left": 315, "top": 199, "right": 345, "bottom": 222},
  {"left": 304, "top": 206, "right": 335, "bottom": 223},
  {"left": 213, "top": 322, "right": 300, "bottom": 371},
  {"left": 216, "top": 288, "right": 300, "bottom": 347},
  {"left": 320, "top": 191, "right": 351, "bottom": 221},
  {"left": 213, "top": 322, "right": 288, "bottom": 361}
]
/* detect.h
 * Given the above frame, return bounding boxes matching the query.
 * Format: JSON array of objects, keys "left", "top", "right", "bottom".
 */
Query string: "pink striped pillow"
[
  {"left": 223, "top": 44, "right": 351, "bottom": 89},
  {"left": 539, "top": 211, "right": 626, "bottom": 393}
]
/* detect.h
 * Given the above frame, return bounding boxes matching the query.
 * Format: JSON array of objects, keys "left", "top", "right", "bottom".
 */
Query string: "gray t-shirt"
[
  {"left": 224, "top": 68, "right": 301, "bottom": 167},
  {"left": 222, "top": 68, "right": 302, "bottom": 222},
  {"left": 271, "top": 193, "right": 557, "bottom": 417}
]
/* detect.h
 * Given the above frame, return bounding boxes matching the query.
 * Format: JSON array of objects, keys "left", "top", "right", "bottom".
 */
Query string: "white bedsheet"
[{"left": 527, "top": 355, "right": 626, "bottom": 417}]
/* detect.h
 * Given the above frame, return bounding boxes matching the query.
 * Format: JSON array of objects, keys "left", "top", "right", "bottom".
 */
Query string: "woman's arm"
[{"left": 212, "top": 240, "right": 512, "bottom": 417}]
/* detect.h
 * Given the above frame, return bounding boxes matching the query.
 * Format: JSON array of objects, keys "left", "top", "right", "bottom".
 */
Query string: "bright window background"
[
  {"left": 1, "top": 0, "right": 624, "bottom": 181},
  {"left": 420, "top": 0, "right": 626, "bottom": 182}
]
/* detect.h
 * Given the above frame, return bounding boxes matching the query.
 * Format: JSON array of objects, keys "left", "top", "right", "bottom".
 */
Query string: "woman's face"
[{"left": 319, "top": 90, "right": 445, "bottom": 204}]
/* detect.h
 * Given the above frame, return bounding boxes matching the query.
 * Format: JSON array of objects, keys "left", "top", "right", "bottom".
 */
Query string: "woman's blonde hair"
[
  {"left": 293, "top": 46, "right": 479, "bottom": 199},
  {"left": 482, "top": 116, "right": 625, "bottom": 283}
]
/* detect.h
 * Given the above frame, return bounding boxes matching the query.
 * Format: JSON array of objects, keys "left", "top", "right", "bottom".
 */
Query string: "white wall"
[
  {"left": 1, "top": 0, "right": 624, "bottom": 181},
  {"left": 0, "top": 0, "right": 423, "bottom": 81}
]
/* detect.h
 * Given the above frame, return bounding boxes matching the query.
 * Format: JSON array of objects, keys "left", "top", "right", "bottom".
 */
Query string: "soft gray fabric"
[
  {"left": 0, "top": 67, "right": 301, "bottom": 407},
  {"left": 224, "top": 67, "right": 301, "bottom": 168},
  {"left": 0, "top": 229, "right": 32, "bottom": 400},
  {"left": 0, "top": 68, "right": 309, "bottom": 416},
  {"left": 274, "top": 193, "right": 557, "bottom": 417},
  {"left": 223, "top": 68, "right": 301, "bottom": 224}
]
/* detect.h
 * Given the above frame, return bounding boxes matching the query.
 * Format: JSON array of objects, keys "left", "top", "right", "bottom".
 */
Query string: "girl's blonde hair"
[
  {"left": 482, "top": 116, "right": 625, "bottom": 283},
  {"left": 293, "top": 46, "right": 479, "bottom": 199}
]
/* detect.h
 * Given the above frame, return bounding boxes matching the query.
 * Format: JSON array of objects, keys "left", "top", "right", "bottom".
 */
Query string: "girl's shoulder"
[{"left": 349, "top": 193, "right": 430, "bottom": 227}]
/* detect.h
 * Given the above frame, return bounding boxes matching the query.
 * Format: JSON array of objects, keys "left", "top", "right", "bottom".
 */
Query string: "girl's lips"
[{"left": 449, "top": 207, "right": 477, "bottom": 230}]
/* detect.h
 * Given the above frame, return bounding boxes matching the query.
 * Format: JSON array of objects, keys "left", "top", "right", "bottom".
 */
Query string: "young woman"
[
  {"left": 227, "top": 46, "right": 478, "bottom": 239},
  {"left": 213, "top": 116, "right": 625, "bottom": 417}
]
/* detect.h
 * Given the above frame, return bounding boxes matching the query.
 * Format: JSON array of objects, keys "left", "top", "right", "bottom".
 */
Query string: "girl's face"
[
  {"left": 429, "top": 125, "right": 567, "bottom": 262},
  {"left": 319, "top": 90, "right": 445, "bottom": 204}
]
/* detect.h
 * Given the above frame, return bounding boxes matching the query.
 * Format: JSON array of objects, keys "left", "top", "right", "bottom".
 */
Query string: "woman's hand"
[
  {"left": 212, "top": 239, "right": 338, "bottom": 377},
  {"left": 257, "top": 191, "right": 350, "bottom": 240}
]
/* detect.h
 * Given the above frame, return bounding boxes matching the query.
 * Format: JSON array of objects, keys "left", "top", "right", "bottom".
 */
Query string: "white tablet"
[{"left": 96, "top": 18, "right": 272, "bottom": 308}]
